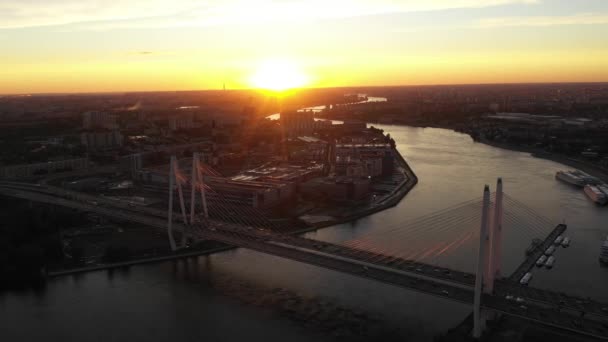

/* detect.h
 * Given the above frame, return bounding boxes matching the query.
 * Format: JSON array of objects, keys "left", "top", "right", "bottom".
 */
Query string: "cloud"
[
  {"left": 477, "top": 13, "right": 608, "bottom": 28},
  {"left": 0, "top": 0, "right": 539, "bottom": 30}
]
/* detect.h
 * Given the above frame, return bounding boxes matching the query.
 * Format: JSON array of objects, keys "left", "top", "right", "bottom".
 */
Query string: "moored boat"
[
  {"left": 554, "top": 235, "right": 563, "bottom": 245},
  {"left": 584, "top": 185, "right": 608, "bottom": 205},
  {"left": 555, "top": 171, "right": 585, "bottom": 187},
  {"left": 536, "top": 255, "right": 547, "bottom": 267},
  {"left": 544, "top": 256, "right": 555, "bottom": 268}
]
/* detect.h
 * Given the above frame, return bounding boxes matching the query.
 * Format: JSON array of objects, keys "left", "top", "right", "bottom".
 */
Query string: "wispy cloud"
[
  {"left": 477, "top": 13, "right": 608, "bottom": 28},
  {"left": 0, "top": 0, "right": 539, "bottom": 30}
]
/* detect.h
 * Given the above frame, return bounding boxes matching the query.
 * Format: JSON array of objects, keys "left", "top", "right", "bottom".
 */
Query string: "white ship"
[
  {"left": 555, "top": 171, "right": 586, "bottom": 187},
  {"left": 571, "top": 170, "right": 602, "bottom": 185},
  {"left": 561, "top": 237, "right": 570, "bottom": 247},
  {"left": 584, "top": 185, "right": 608, "bottom": 205}
]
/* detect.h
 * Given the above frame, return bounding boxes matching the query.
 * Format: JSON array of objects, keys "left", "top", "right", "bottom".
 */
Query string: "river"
[{"left": 2, "top": 123, "right": 608, "bottom": 341}]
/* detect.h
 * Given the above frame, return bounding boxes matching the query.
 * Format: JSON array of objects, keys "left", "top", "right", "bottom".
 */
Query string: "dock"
[{"left": 508, "top": 224, "right": 567, "bottom": 282}]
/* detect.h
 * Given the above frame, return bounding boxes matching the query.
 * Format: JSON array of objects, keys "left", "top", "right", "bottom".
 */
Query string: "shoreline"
[
  {"left": 296, "top": 148, "right": 418, "bottom": 231},
  {"left": 474, "top": 137, "right": 608, "bottom": 183},
  {"left": 362, "top": 119, "right": 608, "bottom": 182}
]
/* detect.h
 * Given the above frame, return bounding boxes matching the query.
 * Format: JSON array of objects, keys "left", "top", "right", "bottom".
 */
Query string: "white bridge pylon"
[
  {"left": 167, "top": 153, "right": 209, "bottom": 251},
  {"left": 473, "top": 178, "right": 504, "bottom": 339}
]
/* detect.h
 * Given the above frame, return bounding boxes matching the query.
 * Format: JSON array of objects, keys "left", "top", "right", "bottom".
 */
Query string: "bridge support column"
[
  {"left": 199, "top": 159, "right": 209, "bottom": 220},
  {"left": 473, "top": 185, "right": 491, "bottom": 339},
  {"left": 491, "top": 178, "right": 503, "bottom": 280},
  {"left": 167, "top": 156, "right": 191, "bottom": 250},
  {"left": 167, "top": 157, "right": 177, "bottom": 251},
  {"left": 190, "top": 153, "right": 198, "bottom": 224},
  {"left": 190, "top": 153, "right": 209, "bottom": 222},
  {"left": 173, "top": 157, "right": 189, "bottom": 247}
]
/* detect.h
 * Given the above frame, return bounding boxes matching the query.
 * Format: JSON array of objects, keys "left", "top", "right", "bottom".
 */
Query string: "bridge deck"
[{"left": 202, "top": 226, "right": 608, "bottom": 340}]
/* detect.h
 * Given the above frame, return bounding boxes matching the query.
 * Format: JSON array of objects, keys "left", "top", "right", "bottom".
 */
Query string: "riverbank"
[
  {"left": 364, "top": 120, "right": 608, "bottom": 183},
  {"left": 297, "top": 148, "right": 418, "bottom": 230},
  {"left": 475, "top": 138, "right": 608, "bottom": 183}
]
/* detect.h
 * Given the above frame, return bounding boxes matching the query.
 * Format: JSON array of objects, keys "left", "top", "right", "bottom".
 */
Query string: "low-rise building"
[{"left": 0, "top": 157, "right": 89, "bottom": 179}]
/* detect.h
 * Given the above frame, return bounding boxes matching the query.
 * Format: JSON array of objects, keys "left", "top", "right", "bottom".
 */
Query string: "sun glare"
[{"left": 250, "top": 59, "right": 309, "bottom": 91}]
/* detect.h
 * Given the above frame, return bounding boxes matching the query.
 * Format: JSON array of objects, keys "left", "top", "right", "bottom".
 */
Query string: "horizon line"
[{"left": 2, "top": 80, "right": 608, "bottom": 97}]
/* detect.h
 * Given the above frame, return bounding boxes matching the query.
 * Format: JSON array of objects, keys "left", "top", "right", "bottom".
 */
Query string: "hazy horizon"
[
  {"left": 2, "top": 0, "right": 608, "bottom": 94},
  {"left": 3, "top": 80, "right": 608, "bottom": 97}
]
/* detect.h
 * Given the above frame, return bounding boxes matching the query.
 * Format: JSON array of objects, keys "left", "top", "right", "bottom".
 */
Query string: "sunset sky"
[{"left": 2, "top": 0, "right": 608, "bottom": 94}]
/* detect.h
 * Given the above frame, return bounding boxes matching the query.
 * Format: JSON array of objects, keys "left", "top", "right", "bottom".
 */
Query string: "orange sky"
[{"left": 1, "top": 0, "right": 608, "bottom": 94}]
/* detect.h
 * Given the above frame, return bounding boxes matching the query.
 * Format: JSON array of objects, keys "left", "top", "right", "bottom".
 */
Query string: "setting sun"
[{"left": 249, "top": 59, "right": 310, "bottom": 91}]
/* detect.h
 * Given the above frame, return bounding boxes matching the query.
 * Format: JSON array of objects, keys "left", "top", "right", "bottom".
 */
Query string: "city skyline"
[{"left": 2, "top": 0, "right": 608, "bottom": 94}]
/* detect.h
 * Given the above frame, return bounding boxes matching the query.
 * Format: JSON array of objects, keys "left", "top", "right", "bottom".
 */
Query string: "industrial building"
[
  {"left": 136, "top": 159, "right": 299, "bottom": 209},
  {"left": 301, "top": 176, "right": 371, "bottom": 202}
]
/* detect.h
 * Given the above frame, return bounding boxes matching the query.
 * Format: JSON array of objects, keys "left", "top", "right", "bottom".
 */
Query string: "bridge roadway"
[
  {"left": 0, "top": 186, "right": 172, "bottom": 230},
  {"left": 201, "top": 225, "right": 608, "bottom": 340},
  {"left": 211, "top": 223, "right": 608, "bottom": 321},
  {"left": 2, "top": 182, "right": 608, "bottom": 338},
  {"left": 0, "top": 181, "right": 180, "bottom": 221}
]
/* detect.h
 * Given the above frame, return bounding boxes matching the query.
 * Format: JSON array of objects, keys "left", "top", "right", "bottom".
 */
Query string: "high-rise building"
[
  {"left": 281, "top": 111, "right": 316, "bottom": 136},
  {"left": 168, "top": 114, "right": 194, "bottom": 131},
  {"left": 81, "top": 130, "right": 123, "bottom": 150},
  {"left": 82, "top": 111, "right": 117, "bottom": 130}
]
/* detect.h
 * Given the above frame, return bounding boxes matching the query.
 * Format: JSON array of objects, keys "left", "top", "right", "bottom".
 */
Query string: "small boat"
[
  {"left": 561, "top": 237, "right": 570, "bottom": 247},
  {"left": 520, "top": 272, "right": 533, "bottom": 285},
  {"left": 536, "top": 255, "right": 547, "bottom": 267},
  {"left": 554, "top": 236, "right": 563, "bottom": 245},
  {"left": 545, "top": 246, "right": 556, "bottom": 256},
  {"left": 544, "top": 256, "right": 555, "bottom": 269}
]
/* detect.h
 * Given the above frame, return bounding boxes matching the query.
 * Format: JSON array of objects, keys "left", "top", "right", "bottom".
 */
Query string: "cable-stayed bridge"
[{"left": 1, "top": 154, "right": 607, "bottom": 340}]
